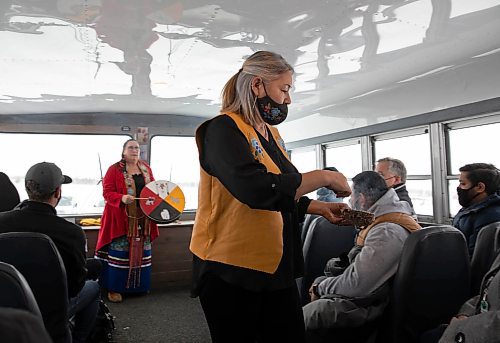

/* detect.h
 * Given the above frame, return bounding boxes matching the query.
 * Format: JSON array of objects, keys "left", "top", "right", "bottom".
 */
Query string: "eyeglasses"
[{"left": 384, "top": 175, "right": 396, "bottom": 181}]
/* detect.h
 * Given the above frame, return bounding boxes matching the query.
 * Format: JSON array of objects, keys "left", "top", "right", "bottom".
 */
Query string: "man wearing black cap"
[{"left": 0, "top": 162, "right": 100, "bottom": 343}]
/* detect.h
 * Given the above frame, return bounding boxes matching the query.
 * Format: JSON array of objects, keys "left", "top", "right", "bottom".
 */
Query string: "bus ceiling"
[{"left": 0, "top": 0, "right": 499, "bottom": 141}]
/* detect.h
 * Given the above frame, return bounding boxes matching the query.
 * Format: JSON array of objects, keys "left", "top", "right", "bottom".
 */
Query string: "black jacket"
[
  {"left": 453, "top": 194, "right": 500, "bottom": 257},
  {"left": 0, "top": 200, "right": 87, "bottom": 297},
  {"left": 0, "top": 172, "right": 20, "bottom": 212},
  {"left": 394, "top": 183, "right": 414, "bottom": 208}
]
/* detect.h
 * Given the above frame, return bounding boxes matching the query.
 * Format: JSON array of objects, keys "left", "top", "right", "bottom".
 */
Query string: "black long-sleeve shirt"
[{"left": 192, "top": 114, "right": 311, "bottom": 295}]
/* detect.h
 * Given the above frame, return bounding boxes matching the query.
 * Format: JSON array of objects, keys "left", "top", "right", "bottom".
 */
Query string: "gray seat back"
[
  {"left": 0, "top": 232, "right": 71, "bottom": 343},
  {"left": 470, "top": 221, "right": 500, "bottom": 295},
  {"left": 0, "top": 261, "right": 42, "bottom": 318},
  {"left": 0, "top": 307, "right": 52, "bottom": 343},
  {"left": 381, "top": 225, "right": 471, "bottom": 343},
  {"left": 298, "top": 217, "right": 356, "bottom": 305}
]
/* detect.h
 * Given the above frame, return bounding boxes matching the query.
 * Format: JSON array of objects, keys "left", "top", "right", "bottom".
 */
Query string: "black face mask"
[
  {"left": 457, "top": 185, "right": 479, "bottom": 208},
  {"left": 256, "top": 84, "right": 288, "bottom": 125}
]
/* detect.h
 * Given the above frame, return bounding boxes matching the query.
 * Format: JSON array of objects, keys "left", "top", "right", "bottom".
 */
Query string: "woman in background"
[{"left": 96, "top": 139, "right": 159, "bottom": 303}]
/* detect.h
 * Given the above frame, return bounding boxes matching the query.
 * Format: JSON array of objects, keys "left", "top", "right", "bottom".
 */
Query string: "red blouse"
[{"left": 96, "top": 161, "right": 159, "bottom": 251}]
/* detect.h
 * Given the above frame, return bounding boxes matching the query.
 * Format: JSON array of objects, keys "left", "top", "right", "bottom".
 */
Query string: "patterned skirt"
[{"left": 95, "top": 235, "right": 152, "bottom": 293}]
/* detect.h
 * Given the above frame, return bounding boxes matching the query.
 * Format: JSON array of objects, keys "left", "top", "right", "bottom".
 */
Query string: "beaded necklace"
[
  {"left": 119, "top": 159, "right": 151, "bottom": 235},
  {"left": 119, "top": 159, "right": 152, "bottom": 288}
]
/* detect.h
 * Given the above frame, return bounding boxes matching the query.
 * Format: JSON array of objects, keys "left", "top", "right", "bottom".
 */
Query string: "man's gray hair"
[
  {"left": 352, "top": 171, "right": 389, "bottom": 209},
  {"left": 377, "top": 157, "right": 407, "bottom": 183}
]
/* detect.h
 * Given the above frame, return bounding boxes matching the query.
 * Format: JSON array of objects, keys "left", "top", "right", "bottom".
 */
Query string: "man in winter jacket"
[
  {"left": 303, "top": 171, "right": 420, "bottom": 341},
  {"left": 453, "top": 163, "right": 500, "bottom": 257},
  {"left": 0, "top": 162, "right": 100, "bottom": 343},
  {"left": 375, "top": 157, "right": 414, "bottom": 209},
  {"left": 420, "top": 249, "right": 500, "bottom": 343}
]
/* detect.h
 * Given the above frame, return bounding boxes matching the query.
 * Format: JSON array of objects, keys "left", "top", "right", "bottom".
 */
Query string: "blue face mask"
[
  {"left": 256, "top": 84, "right": 288, "bottom": 125},
  {"left": 317, "top": 187, "right": 343, "bottom": 203}
]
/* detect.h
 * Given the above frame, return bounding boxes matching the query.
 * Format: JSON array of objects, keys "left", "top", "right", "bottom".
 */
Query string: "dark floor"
[{"left": 105, "top": 288, "right": 211, "bottom": 343}]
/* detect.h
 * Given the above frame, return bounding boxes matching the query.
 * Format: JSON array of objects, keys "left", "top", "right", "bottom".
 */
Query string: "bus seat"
[
  {"left": 0, "top": 261, "right": 42, "bottom": 318},
  {"left": 298, "top": 217, "right": 356, "bottom": 306},
  {"left": 470, "top": 221, "right": 500, "bottom": 296},
  {"left": 378, "top": 225, "right": 471, "bottom": 343},
  {"left": 0, "top": 232, "right": 71, "bottom": 343},
  {"left": 300, "top": 214, "right": 319, "bottom": 244},
  {"left": 0, "top": 307, "right": 52, "bottom": 343}
]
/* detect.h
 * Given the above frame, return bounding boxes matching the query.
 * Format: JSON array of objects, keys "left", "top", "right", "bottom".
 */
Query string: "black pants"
[
  {"left": 85, "top": 258, "right": 103, "bottom": 281},
  {"left": 419, "top": 325, "right": 447, "bottom": 343},
  {"left": 305, "top": 322, "right": 379, "bottom": 343},
  {"left": 199, "top": 275, "right": 306, "bottom": 343}
]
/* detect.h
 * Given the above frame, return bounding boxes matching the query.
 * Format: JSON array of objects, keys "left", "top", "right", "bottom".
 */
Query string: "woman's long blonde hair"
[{"left": 220, "top": 51, "right": 294, "bottom": 126}]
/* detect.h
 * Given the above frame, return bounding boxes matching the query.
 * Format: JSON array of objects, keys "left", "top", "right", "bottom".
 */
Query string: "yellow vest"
[
  {"left": 190, "top": 112, "right": 290, "bottom": 273},
  {"left": 356, "top": 212, "right": 421, "bottom": 246}
]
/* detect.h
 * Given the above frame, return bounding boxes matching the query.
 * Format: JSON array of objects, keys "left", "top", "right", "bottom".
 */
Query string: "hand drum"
[{"left": 139, "top": 180, "right": 185, "bottom": 223}]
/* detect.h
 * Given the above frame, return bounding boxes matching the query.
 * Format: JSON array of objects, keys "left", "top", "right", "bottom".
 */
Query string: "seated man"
[
  {"left": 303, "top": 171, "right": 421, "bottom": 342},
  {"left": 375, "top": 157, "right": 414, "bottom": 209},
  {"left": 0, "top": 171, "right": 20, "bottom": 212},
  {"left": 0, "top": 162, "right": 100, "bottom": 343},
  {"left": 453, "top": 163, "right": 500, "bottom": 257},
  {"left": 420, "top": 249, "right": 500, "bottom": 343}
]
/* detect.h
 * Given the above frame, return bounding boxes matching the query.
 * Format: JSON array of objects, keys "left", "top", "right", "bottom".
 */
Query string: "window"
[
  {"left": 290, "top": 147, "right": 316, "bottom": 173},
  {"left": 448, "top": 122, "right": 500, "bottom": 173},
  {"left": 290, "top": 147, "right": 317, "bottom": 199},
  {"left": 0, "top": 133, "right": 130, "bottom": 215},
  {"left": 405, "top": 180, "right": 433, "bottom": 215},
  {"left": 447, "top": 120, "right": 500, "bottom": 215},
  {"left": 448, "top": 180, "right": 461, "bottom": 216},
  {"left": 374, "top": 129, "right": 433, "bottom": 215},
  {"left": 375, "top": 132, "right": 431, "bottom": 175},
  {"left": 150, "top": 136, "right": 199, "bottom": 210},
  {"left": 324, "top": 140, "right": 362, "bottom": 179}
]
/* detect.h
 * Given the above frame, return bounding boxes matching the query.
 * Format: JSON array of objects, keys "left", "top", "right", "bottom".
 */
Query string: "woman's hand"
[
  {"left": 121, "top": 194, "right": 135, "bottom": 205},
  {"left": 324, "top": 171, "right": 351, "bottom": 198},
  {"left": 307, "top": 200, "right": 349, "bottom": 224},
  {"left": 295, "top": 170, "right": 352, "bottom": 199}
]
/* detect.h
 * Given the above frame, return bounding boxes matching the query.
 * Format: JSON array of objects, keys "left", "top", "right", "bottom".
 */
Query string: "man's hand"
[
  {"left": 451, "top": 315, "right": 468, "bottom": 322},
  {"left": 309, "top": 283, "right": 320, "bottom": 302},
  {"left": 307, "top": 200, "right": 349, "bottom": 224}
]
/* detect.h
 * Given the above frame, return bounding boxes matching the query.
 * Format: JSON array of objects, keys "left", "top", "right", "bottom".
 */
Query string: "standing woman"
[
  {"left": 190, "top": 51, "right": 351, "bottom": 342},
  {"left": 96, "top": 139, "right": 159, "bottom": 303}
]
